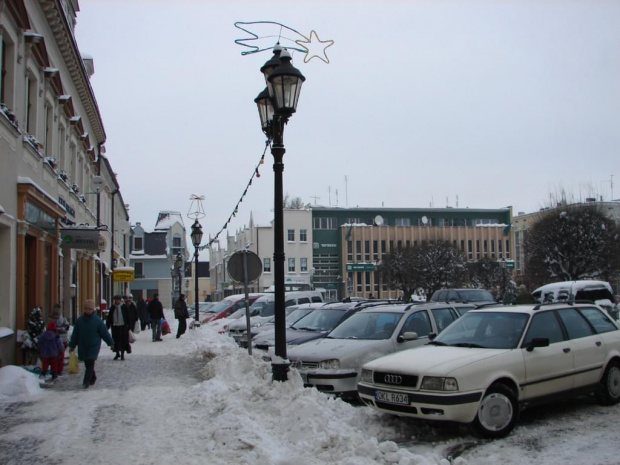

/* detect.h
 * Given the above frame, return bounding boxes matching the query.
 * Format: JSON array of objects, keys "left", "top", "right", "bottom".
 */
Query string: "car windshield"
[
  {"left": 209, "top": 299, "right": 236, "bottom": 313},
  {"left": 434, "top": 311, "right": 529, "bottom": 349},
  {"left": 458, "top": 290, "right": 495, "bottom": 302},
  {"left": 248, "top": 300, "right": 275, "bottom": 317},
  {"left": 285, "top": 308, "right": 315, "bottom": 325},
  {"left": 328, "top": 312, "right": 402, "bottom": 340},
  {"left": 292, "top": 309, "right": 346, "bottom": 332}
]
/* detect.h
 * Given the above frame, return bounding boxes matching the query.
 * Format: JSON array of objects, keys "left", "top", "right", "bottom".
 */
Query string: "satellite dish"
[
  {"left": 374, "top": 215, "right": 384, "bottom": 226},
  {"left": 421, "top": 216, "right": 428, "bottom": 225}
]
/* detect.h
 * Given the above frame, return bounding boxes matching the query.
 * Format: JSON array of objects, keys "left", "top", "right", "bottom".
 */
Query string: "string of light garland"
[{"left": 198, "top": 140, "right": 269, "bottom": 251}]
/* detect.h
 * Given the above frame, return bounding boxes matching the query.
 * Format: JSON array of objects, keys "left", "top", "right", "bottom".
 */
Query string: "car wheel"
[
  {"left": 595, "top": 360, "right": 620, "bottom": 406},
  {"left": 472, "top": 383, "right": 519, "bottom": 438}
]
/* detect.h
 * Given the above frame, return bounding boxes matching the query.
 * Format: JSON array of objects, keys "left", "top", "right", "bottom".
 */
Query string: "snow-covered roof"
[{"left": 154, "top": 211, "right": 185, "bottom": 231}]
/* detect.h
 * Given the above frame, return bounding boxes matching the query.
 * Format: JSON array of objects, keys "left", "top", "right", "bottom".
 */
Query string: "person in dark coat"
[
  {"left": 137, "top": 297, "right": 149, "bottom": 330},
  {"left": 69, "top": 299, "right": 114, "bottom": 389},
  {"left": 174, "top": 294, "right": 190, "bottom": 339},
  {"left": 107, "top": 295, "right": 130, "bottom": 360},
  {"left": 147, "top": 293, "right": 164, "bottom": 342},
  {"left": 124, "top": 295, "right": 139, "bottom": 354}
]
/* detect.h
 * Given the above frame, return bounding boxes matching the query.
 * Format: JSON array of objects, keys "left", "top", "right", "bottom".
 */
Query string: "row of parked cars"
[{"left": 204, "top": 281, "right": 620, "bottom": 438}]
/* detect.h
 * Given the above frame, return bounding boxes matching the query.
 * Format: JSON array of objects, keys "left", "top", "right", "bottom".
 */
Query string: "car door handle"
[
  {"left": 563, "top": 348, "right": 571, "bottom": 353},
  {"left": 595, "top": 341, "right": 602, "bottom": 347}
]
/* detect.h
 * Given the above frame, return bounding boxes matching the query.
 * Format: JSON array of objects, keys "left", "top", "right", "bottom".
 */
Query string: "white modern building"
[{"left": 209, "top": 209, "right": 314, "bottom": 300}]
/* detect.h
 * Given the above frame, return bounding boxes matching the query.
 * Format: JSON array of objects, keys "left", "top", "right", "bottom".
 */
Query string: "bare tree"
[
  {"left": 283, "top": 194, "right": 306, "bottom": 209},
  {"left": 525, "top": 204, "right": 620, "bottom": 284},
  {"left": 377, "top": 241, "right": 467, "bottom": 299}
]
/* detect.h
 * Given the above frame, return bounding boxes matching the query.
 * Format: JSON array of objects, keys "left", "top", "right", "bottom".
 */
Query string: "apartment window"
[
  {"left": 172, "top": 236, "right": 182, "bottom": 255},
  {"left": 483, "top": 240, "right": 488, "bottom": 254},
  {"left": 313, "top": 217, "right": 336, "bottom": 229},
  {"left": 0, "top": 34, "right": 15, "bottom": 109},
  {"left": 300, "top": 258, "right": 308, "bottom": 272},
  {"left": 347, "top": 241, "right": 353, "bottom": 261},
  {"left": 58, "top": 124, "right": 66, "bottom": 171},
  {"left": 263, "top": 258, "right": 271, "bottom": 273},
  {"left": 288, "top": 258, "right": 295, "bottom": 272},
  {"left": 381, "top": 240, "right": 386, "bottom": 254},
  {"left": 476, "top": 240, "right": 480, "bottom": 259},
  {"left": 505, "top": 240, "right": 510, "bottom": 259},
  {"left": 356, "top": 241, "right": 362, "bottom": 260},
  {"left": 498, "top": 239, "right": 503, "bottom": 258},
  {"left": 365, "top": 272, "right": 371, "bottom": 293},
  {"left": 25, "top": 74, "right": 37, "bottom": 134},
  {"left": 299, "top": 229, "right": 307, "bottom": 242},
  {"left": 134, "top": 262, "right": 143, "bottom": 278},
  {"left": 397, "top": 240, "right": 403, "bottom": 250},
  {"left": 357, "top": 273, "right": 362, "bottom": 292},
  {"left": 491, "top": 240, "right": 496, "bottom": 258},
  {"left": 468, "top": 240, "right": 473, "bottom": 260},
  {"left": 364, "top": 241, "right": 370, "bottom": 260},
  {"left": 373, "top": 240, "right": 378, "bottom": 260},
  {"left": 134, "top": 237, "right": 143, "bottom": 251},
  {"left": 395, "top": 218, "right": 410, "bottom": 226},
  {"left": 287, "top": 229, "right": 295, "bottom": 241}
]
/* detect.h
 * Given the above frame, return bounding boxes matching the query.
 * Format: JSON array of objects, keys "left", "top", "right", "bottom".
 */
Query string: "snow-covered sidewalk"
[{"left": 1, "top": 311, "right": 619, "bottom": 464}]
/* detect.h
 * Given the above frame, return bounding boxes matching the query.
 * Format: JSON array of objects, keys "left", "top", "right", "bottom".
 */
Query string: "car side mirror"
[
  {"left": 398, "top": 331, "right": 418, "bottom": 343},
  {"left": 428, "top": 332, "right": 437, "bottom": 341},
  {"left": 526, "top": 337, "right": 550, "bottom": 352},
  {"left": 251, "top": 310, "right": 260, "bottom": 316}
]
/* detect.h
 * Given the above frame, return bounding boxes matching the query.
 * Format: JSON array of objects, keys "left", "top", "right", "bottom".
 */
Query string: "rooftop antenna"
[
  {"left": 335, "top": 189, "right": 339, "bottom": 206},
  {"left": 310, "top": 195, "right": 320, "bottom": 205}
]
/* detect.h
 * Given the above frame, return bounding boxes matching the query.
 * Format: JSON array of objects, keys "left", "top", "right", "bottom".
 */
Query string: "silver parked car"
[{"left": 288, "top": 302, "right": 474, "bottom": 398}]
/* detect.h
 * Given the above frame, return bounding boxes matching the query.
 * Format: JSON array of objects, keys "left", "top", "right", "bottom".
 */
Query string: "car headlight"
[
  {"left": 420, "top": 376, "right": 459, "bottom": 391},
  {"left": 317, "top": 359, "right": 340, "bottom": 369},
  {"left": 360, "top": 369, "right": 373, "bottom": 383}
]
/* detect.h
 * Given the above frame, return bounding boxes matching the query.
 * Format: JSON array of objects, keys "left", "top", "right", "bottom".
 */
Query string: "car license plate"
[{"left": 375, "top": 390, "right": 409, "bottom": 405}]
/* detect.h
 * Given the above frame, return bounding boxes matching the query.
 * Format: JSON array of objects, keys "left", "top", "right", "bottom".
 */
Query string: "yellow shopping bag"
[{"left": 67, "top": 351, "right": 79, "bottom": 374}]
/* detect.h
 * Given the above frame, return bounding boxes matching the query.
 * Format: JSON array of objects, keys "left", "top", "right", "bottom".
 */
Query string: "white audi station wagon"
[{"left": 358, "top": 303, "right": 620, "bottom": 438}]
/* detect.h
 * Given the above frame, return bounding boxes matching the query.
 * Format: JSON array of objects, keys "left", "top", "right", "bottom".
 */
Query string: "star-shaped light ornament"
[{"left": 295, "top": 30, "right": 334, "bottom": 64}]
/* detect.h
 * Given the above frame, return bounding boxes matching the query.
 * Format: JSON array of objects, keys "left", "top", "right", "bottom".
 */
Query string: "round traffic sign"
[{"left": 227, "top": 250, "right": 262, "bottom": 283}]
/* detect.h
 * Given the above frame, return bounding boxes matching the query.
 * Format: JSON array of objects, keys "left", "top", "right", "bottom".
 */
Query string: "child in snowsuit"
[{"left": 38, "top": 322, "right": 64, "bottom": 380}]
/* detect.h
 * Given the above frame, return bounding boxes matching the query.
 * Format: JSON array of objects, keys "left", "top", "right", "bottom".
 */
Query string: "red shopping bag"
[{"left": 161, "top": 320, "right": 171, "bottom": 335}]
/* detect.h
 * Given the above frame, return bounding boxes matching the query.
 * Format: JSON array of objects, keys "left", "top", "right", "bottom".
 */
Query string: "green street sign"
[{"left": 346, "top": 263, "right": 376, "bottom": 272}]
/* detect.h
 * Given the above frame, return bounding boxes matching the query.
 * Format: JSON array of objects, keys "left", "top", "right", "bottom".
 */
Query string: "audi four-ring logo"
[{"left": 384, "top": 374, "right": 402, "bottom": 384}]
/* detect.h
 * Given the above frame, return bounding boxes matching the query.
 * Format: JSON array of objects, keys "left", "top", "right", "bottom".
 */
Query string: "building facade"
[
  {"left": 312, "top": 207, "right": 515, "bottom": 300},
  {"left": 129, "top": 211, "right": 195, "bottom": 309},
  {"left": 0, "top": 0, "right": 130, "bottom": 366},
  {"left": 209, "top": 209, "right": 314, "bottom": 300}
]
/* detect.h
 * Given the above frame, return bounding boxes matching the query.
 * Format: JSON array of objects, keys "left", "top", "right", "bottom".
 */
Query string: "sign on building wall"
[
  {"left": 113, "top": 267, "right": 135, "bottom": 282},
  {"left": 60, "top": 228, "right": 106, "bottom": 250}
]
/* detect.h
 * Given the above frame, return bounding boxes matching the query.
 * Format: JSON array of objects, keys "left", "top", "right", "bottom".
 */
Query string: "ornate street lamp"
[
  {"left": 190, "top": 219, "right": 203, "bottom": 325},
  {"left": 254, "top": 45, "right": 305, "bottom": 381}
]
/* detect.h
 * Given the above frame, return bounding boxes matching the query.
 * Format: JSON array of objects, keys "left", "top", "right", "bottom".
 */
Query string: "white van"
[
  {"left": 227, "top": 290, "right": 324, "bottom": 345},
  {"left": 532, "top": 280, "right": 618, "bottom": 319}
]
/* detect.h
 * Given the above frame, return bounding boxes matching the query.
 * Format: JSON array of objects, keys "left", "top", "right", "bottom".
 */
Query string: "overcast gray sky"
[{"left": 75, "top": 0, "right": 620, "bottom": 240}]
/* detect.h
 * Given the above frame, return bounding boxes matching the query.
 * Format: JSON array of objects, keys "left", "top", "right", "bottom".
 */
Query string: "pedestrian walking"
[
  {"left": 137, "top": 297, "right": 149, "bottom": 330},
  {"left": 38, "top": 322, "right": 64, "bottom": 380},
  {"left": 106, "top": 295, "right": 130, "bottom": 360},
  {"left": 174, "top": 294, "right": 190, "bottom": 339},
  {"left": 51, "top": 306, "right": 70, "bottom": 375},
  {"left": 68, "top": 299, "right": 114, "bottom": 389},
  {"left": 147, "top": 293, "right": 164, "bottom": 342},
  {"left": 124, "top": 295, "right": 139, "bottom": 352}
]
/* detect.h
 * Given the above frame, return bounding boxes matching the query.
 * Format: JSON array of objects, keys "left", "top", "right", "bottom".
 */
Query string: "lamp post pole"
[
  {"left": 191, "top": 219, "right": 203, "bottom": 326},
  {"left": 254, "top": 45, "right": 305, "bottom": 381}
]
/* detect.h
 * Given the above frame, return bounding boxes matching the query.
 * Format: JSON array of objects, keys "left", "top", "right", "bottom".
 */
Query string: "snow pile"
[
  {"left": 0, "top": 365, "right": 44, "bottom": 403},
  {"left": 183, "top": 327, "right": 445, "bottom": 465}
]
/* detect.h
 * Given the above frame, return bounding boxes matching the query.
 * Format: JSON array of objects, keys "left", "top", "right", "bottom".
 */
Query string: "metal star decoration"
[{"left": 295, "top": 30, "right": 334, "bottom": 64}]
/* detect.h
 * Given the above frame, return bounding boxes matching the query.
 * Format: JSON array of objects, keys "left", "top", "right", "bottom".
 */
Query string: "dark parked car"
[{"left": 430, "top": 288, "right": 496, "bottom": 305}]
